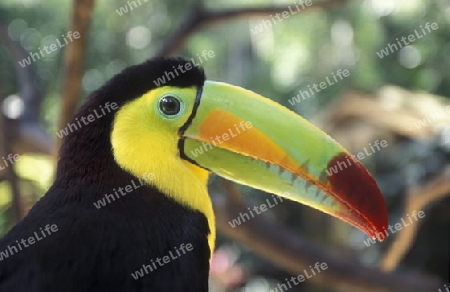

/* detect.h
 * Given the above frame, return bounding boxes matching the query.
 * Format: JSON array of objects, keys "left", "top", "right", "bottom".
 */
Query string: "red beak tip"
[
  {"left": 327, "top": 152, "right": 389, "bottom": 244},
  {"left": 367, "top": 218, "right": 389, "bottom": 242}
]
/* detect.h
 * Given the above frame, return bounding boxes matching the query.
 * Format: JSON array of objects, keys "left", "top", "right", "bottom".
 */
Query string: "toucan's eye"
[{"left": 159, "top": 95, "right": 181, "bottom": 116}]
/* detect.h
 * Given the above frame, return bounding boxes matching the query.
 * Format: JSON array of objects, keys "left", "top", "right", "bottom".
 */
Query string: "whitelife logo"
[
  {"left": 228, "top": 195, "right": 284, "bottom": 228},
  {"left": 131, "top": 243, "right": 193, "bottom": 280},
  {"left": 250, "top": 0, "right": 313, "bottom": 35},
  {"left": 363, "top": 210, "right": 425, "bottom": 247},
  {"left": 270, "top": 262, "right": 328, "bottom": 292},
  {"left": 438, "top": 283, "right": 450, "bottom": 292},
  {"left": 411, "top": 105, "right": 450, "bottom": 130},
  {"left": 93, "top": 173, "right": 155, "bottom": 209},
  {"left": 376, "top": 22, "right": 439, "bottom": 58},
  {"left": 326, "top": 140, "right": 388, "bottom": 176},
  {"left": 56, "top": 102, "right": 118, "bottom": 139},
  {"left": 0, "top": 153, "right": 20, "bottom": 170},
  {"left": 152, "top": 50, "right": 215, "bottom": 86},
  {"left": 115, "top": 0, "right": 150, "bottom": 16},
  {"left": 189, "top": 121, "right": 253, "bottom": 158},
  {"left": 288, "top": 69, "right": 350, "bottom": 107},
  {"left": 18, "top": 31, "right": 80, "bottom": 68},
  {"left": 0, "top": 224, "right": 58, "bottom": 261}
]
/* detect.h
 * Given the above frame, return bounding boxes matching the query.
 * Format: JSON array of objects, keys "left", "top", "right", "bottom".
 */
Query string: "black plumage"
[{"left": 0, "top": 58, "right": 210, "bottom": 292}]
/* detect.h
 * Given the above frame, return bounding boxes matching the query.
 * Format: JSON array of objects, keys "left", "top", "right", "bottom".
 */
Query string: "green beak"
[{"left": 180, "top": 81, "right": 388, "bottom": 239}]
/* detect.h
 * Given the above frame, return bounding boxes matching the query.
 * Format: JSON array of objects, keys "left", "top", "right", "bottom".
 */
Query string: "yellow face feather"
[{"left": 110, "top": 86, "right": 215, "bottom": 255}]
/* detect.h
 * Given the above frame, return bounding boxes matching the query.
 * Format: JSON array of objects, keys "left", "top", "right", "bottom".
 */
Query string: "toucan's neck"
[
  {"left": 55, "top": 94, "right": 124, "bottom": 189},
  {"left": 109, "top": 93, "right": 216, "bottom": 254}
]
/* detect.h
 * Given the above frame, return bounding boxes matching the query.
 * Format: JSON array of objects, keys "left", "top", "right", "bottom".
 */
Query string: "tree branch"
[
  {"left": 0, "top": 16, "right": 53, "bottom": 158},
  {"left": 0, "top": 72, "right": 23, "bottom": 223},
  {"left": 56, "top": 0, "right": 95, "bottom": 157},
  {"left": 156, "top": 0, "right": 347, "bottom": 57},
  {"left": 381, "top": 167, "right": 450, "bottom": 271},
  {"left": 213, "top": 181, "right": 442, "bottom": 292},
  {"left": 0, "top": 117, "right": 22, "bottom": 223}
]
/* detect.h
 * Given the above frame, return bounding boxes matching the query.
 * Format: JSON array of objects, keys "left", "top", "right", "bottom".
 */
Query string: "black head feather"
[
  {"left": 56, "top": 57, "right": 206, "bottom": 187},
  {"left": 98, "top": 57, "right": 205, "bottom": 108}
]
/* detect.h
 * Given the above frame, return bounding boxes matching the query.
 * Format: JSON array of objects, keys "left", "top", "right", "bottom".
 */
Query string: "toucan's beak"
[{"left": 180, "top": 81, "right": 388, "bottom": 240}]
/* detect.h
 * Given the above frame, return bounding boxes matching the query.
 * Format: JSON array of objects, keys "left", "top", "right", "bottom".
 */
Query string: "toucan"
[{"left": 0, "top": 57, "right": 387, "bottom": 291}]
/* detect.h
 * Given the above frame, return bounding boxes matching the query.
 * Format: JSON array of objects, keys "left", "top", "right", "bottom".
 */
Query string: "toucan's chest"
[
  {"left": 0, "top": 182, "right": 211, "bottom": 292},
  {"left": 71, "top": 184, "right": 212, "bottom": 291}
]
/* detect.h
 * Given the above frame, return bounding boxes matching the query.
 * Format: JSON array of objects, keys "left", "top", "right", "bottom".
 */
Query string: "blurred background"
[{"left": 0, "top": 0, "right": 449, "bottom": 291}]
